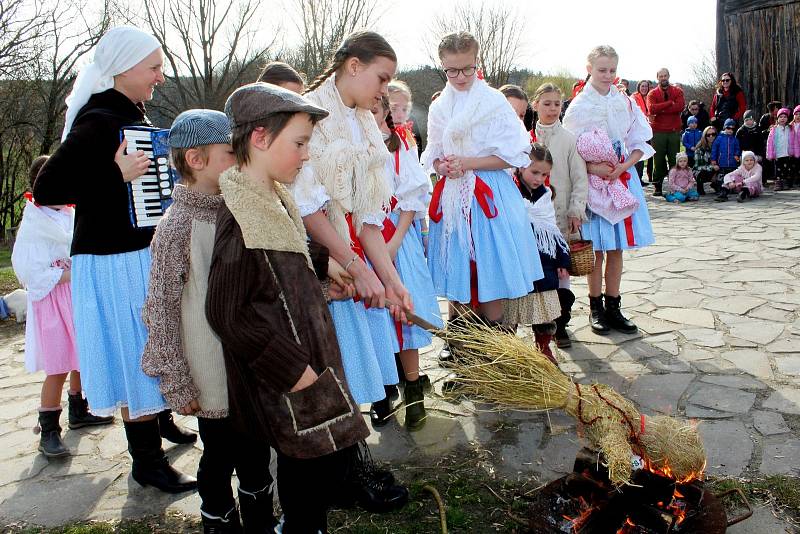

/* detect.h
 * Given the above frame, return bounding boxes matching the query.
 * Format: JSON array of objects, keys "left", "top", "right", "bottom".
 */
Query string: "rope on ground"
[{"left": 423, "top": 484, "right": 448, "bottom": 534}]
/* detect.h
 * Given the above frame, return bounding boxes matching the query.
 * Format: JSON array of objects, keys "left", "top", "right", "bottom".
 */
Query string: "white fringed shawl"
[
  {"left": 524, "top": 190, "right": 569, "bottom": 258},
  {"left": 303, "top": 75, "right": 391, "bottom": 244},
  {"left": 421, "top": 79, "right": 524, "bottom": 262}
]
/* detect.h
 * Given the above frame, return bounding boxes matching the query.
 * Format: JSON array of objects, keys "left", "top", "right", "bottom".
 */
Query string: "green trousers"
[{"left": 651, "top": 131, "right": 681, "bottom": 191}]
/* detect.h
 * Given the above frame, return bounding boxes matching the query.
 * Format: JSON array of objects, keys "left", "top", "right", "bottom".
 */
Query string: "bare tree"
[
  {"left": 286, "top": 0, "right": 378, "bottom": 80},
  {"left": 138, "top": 0, "right": 277, "bottom": 117},
  {"left": 688, "top": 49, "right": 718, "bottom": 106},
  {"left": 0, "top": 0, "right": 50, "bottom": 76},
  {"left": 425, "top": 1, "right": 525, "bottom": 88}
]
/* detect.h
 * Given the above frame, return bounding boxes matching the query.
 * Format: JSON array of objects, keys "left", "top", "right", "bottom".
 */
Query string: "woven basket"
[{"left": 568, "top": 232, "right": 594, "bottom": 276}]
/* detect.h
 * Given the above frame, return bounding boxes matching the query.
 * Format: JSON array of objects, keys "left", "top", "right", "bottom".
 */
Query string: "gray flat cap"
[{"left": 225, "top": 82, "right": 329, "bottom": 128}]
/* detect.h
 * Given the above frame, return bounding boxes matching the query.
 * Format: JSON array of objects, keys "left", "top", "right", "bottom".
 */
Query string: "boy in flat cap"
[
  {"left": 205, "top": 83, "right": 373, "bottom": 533},
  {"left": 142, "top": 109, "right": 276, "bottom": 532}
]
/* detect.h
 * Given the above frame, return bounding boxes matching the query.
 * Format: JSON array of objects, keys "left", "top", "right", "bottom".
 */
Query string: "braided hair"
[
  {"left": 304, "top": 31, "right": 397, "bottom": 94},
  {"left": 379, "top": 96, "right": 402, "bottom": 153}
]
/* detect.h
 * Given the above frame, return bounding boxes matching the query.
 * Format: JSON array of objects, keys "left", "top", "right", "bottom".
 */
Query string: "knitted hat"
[
  {"left": 741, "top": 151, "right": 756, "bottom": 162},
  {"left": 723, "top": 118, "right": 737, "bottom": 129},
  {"left": 687, "top": 116, "right": 698, "bottom": 125},
  {"left": 169, "top": 109, "right": 231, "bottom": 148},
  {"left": 743, "top": 110, "right": 754, "bottom": 121},
  {"left": 777, "top": 107, "right": 791, "bottom": 118},
  {"left": 676, "top": 152, "right": 689, "bottom": 162},
  {"left": 794, "top": 105, "right": 800, "bottom": 115}
]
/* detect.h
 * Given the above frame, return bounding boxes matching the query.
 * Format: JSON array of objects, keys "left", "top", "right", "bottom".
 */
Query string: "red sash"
[
  {"left": 381, "top": 197, "right": 399, "bottom": 243},
  {"left": 428, "top": 174, "right": 498, "bottom": 308},
  {"left": 617, "top": 157, "right": 637, "bottom": 247}
]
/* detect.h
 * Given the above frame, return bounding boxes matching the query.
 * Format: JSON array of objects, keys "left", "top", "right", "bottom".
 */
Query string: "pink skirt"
[{"left": 32, "top": 282, "right": 79, "bottom": 375}]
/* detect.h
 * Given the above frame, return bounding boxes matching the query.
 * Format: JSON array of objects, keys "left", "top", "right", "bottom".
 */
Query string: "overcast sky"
[{"left": 369, "top": 0, "right": 718, "bottom": 84}]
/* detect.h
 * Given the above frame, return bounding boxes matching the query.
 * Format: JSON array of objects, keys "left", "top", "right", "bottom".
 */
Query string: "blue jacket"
[
  {"left": 711, "top": 132, "right": 741, "bottom": 168},
  {"left": 681, "top": 128, "right": 703, "bottom": 157}
]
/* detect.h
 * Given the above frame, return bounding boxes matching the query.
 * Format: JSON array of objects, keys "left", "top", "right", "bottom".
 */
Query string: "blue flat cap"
[{"left": 169, "top": 109, "right": 231, "bottom": 148}]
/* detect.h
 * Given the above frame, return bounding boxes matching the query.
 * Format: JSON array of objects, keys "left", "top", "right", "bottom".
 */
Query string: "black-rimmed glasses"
[{"left": 443, "top": 66, "right": 476, "bottom": 78}]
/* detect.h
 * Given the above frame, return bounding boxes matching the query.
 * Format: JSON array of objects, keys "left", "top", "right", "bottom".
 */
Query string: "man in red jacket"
[{"left": 646, "top": 68, "right": 685, "bottom": 196}]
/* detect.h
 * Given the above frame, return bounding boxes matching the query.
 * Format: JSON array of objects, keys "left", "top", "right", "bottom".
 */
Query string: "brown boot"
[{"left": 533, "top": 331, "right": 557, "bottom": 365}]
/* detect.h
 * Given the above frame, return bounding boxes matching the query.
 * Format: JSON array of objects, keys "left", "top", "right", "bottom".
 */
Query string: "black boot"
[
  {"left": 603, "top": 294, "right": 638, "bottom": 334},
  {"left": 714, "top": 188, "right": 729, "bottom": 202},
  {"left": 124, "top": 419, "right": 197, "bottom": 493},
  {"left": 737, "top": 189, "right": 750, "bottom": 203},
  {"left": 589, "top": 295, "right": 610, "bottom": 335},
  {"left": 696, "top": 176, "right": 705, "bottom": 195},
  {"left": 37, "top": 409, "right": 70, "bottom": 458},
  {"left": 554, "top": 288, "right": 575, "bottom": 348},
  {"left": 403, "top": 378, "right": 426, "bottom": 431},
  {"left": 369, "top": 396, "right": 394, "bottom": 428},
  {"left": 158, "top": 410, "right": 197, "bottom": 444},
  {"left": 338, "top": 443, "right": 408, "bottom": 513},
  {"left": 67, "top": 392, "right": 114, "bottom": 429},
  {"left": 202, "top": 506, "right": 242, "bottom": 534},
  {"left": 238, "top": 484, "right": 278, "bottom": 533}
]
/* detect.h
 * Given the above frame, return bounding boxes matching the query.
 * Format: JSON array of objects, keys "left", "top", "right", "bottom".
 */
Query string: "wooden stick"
[{"left": 385, "top": 298, "right": 443, "bottom": 333}]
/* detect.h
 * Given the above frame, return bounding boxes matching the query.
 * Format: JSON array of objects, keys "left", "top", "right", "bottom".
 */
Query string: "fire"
[
  {"left": 562, "top": 497, "right": 594, "bottom": 533},
  {"left": 643, "top": 458, "right": 706, "bottom": 484},
  {"left": 668, "top": 487, "right": 688, "bottom": 525},
  {"left": 615, "top": 518, "right": 637, "bottom": 534}
]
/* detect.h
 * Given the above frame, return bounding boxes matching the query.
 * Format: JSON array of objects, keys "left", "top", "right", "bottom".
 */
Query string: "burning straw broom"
[{"left": 402, "top": 308, "right": 706, "bottom": 487}]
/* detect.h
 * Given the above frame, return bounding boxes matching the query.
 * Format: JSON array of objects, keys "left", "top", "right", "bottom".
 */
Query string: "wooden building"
[{"left": 716, "top": 0, "right": 800, "bottom": 112}]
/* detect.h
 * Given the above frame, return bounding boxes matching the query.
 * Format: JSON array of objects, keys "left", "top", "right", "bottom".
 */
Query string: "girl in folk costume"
[
  {"left": 717, "top": 151, "right": 763, "bottom": 202},
  {"left": 32, "top": 27, "right": 196, "bottom": 493},
  {"left": 531, "top": 83, "right": 588, "bottom": 348},
  {"left": 12, "top": 157, "right": 114, "bottom": 459},
  {"left": 422, "top": 31, "right": 542, "bottom": 331},
  {"left": 372, "top": 96, "right": 442, "bottom": 430},
  {"left": 256, "top": 61, "right": 305, "bottom": 93},
  {"left": 290, "top": 31, "right": 413, "bottom": 427},
  {"left": 563, "top": 45, "right": 655, "bottom": 335},
  {"left": 507, "top": 144, "right": 571, "bottom": 363}
]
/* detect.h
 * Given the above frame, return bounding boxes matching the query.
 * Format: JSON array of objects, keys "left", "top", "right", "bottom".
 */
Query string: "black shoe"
[
  {"left": 202, "top": 507, "right": 242, "bottom": 534},
  {"left": 603, "top": 294, "right": 638, "bottom": 334},
  {"left": 385, "top": 384, "right": 400, "bottom": 403},
  {"left": 124, "top": 419, "right": 197, "bottom": 493},
  {"left": 589, "top": 295, "right": 610, "bottom": 335},
  {"left": 238, "top": 484, "right": 278, "bottom": 532},
  {"left": 737, "top": 191, "right": 746, "bottom": 202},
  {"left": 67, "top": 392, "right": 114, "bottom": 429},
  {"left": 157, "top": 410, "right": 197, "bottom": 444},
  {"left": 340, "top": 444, "right": 408, "bottom": 513},
  {"left": 403, "top": 379, "right": 426, "bottom": 431},
  {"left": 37, "top": 409, "right": 70, "bottom": 457},
  {"left": 369, "top": 397, "right": 394, "bottom": 428},
  {"left": 714, "top": 189, "right": 729, "bottom": 202}
]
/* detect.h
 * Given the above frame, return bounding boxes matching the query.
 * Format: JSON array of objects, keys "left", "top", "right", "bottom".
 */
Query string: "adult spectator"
[
  {"left": 646, "top": 68, "right": 685, "bottom": 196},
  {"left": 631, "top": 80, "right": 653, "bottom": 184},
  {"left": 619, "top": 79, "right": 630, "bottom": 95},
  {"left": 710, "top": 72, "right": 746, "bottom": 130},
  {"left": 681, "top": 100, "right": 710, "bottom": 130}
]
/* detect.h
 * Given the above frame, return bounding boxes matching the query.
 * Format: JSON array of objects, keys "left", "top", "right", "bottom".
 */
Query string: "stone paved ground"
[{"left": 1, "top": 189, "right": 799, "bottom": 531}]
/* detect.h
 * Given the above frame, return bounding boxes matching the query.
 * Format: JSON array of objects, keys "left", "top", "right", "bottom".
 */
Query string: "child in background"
[
  {"left": 510, "top": 144, "right": 570, "bottom": 363},
  {"left": 736, "top": 111, "right": 764, "bottom": 164},
  {"left": 716, "top": 150, "right": 762, "bottom": 203},
  {"left": 531, "top": 83, "right": 587, "bottom": 348},
  {"left": 423, "top": 31, "right": 541, "bottom": 335},
  {"left": 681, "top": 116, "right": 702, "bottom": 167},
  {"left": 766, "top": 108, "right": 796, "bottom": 191},
  {"left": 693, "top": 126, "right": 718, "bottom": 195},
  {"left": 711, "top": 118, "right": 741, "bottom": 191},
  {"left": 791, "top": 106, "right": 800, "bottom": 184},
  {"left": 664, "top": 152, "right": 699, "bottom": 203},
  {"left": 388, "top": 79, "right": 423, "bottom": 150},
  {"left": 12, "top": 156, "right": 113, "bottom": 458},
  {"left": 141, "top": 110, "right": 275, "bottom": 532},
  {"left": 372, "top": 96, "right": 442, "bottom": 430},
  {"left": 256, "top": 61, "right": 305, "bottom": 93},
  {"left": 206, "top": 83, "right": 378, "bottom": 532}
]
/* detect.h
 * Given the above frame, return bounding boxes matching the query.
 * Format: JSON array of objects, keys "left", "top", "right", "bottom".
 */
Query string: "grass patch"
[
  {"left": 0, "top": 248, "right": 11, "bottom": 268},
  {"left": 708, "top": 474, "right": 800, "bottom": 525},
  {"left": 3, "top": 511, "right": 201, "bottom": 533},
  {"left": 0, "top": 266, "right": 21, "bottom": 294}
]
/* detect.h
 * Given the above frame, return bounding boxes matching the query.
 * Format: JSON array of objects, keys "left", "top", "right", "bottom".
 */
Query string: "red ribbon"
[
  {"left": 617, "top": 157, "right": 636, "bottom": 247},
  {"left": 428, "top": 176, "right": 497, "bottom": 223},
  {"left": 345, "top": 213, "right": 366, "bottom": 262},
  {"left": 24, "top": 191, "right": 33, "bottom": 202},
  {"left": 381, "top": 197, "right": 399, "bottom": 243}
]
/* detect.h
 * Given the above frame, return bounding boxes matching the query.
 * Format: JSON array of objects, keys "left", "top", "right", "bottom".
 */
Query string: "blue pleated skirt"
[
  {"left": 329, "top": 298, "right": 397, "bottom": 405},
  {"left": 582, "top": 165, "right": 655, "bottom": 251},
  {"left": 71, "top": 248, "right": 167, "bottom": 418},
  {"left": 427, "top": 169, "right": 543, "bottom": 304},
  {"left": 390, "top": 212, "right": 443, "bottom": 349}
]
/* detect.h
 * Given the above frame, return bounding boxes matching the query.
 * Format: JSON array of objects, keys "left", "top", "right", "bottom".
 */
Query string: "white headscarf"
[{"left": 61, "top": 26, "right": 161, "bottom": 141}]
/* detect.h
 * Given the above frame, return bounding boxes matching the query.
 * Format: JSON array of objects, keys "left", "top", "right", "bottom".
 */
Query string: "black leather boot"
[
  {"left": 714, "top": 188, "right": 729, "bottom": 202},
  {"left": 589, "top": 295, "right": 610, "bottom": 335},
  {"left": 338, "top": 443, "right": 408, "bottom": 513},
  {"left": 202, "top": 506, "right": 242, "bottom": 534},
  {"left": 369, "top": 396, "right": 394, "bottom": 428},
  {"left": 124, "top": 419, "right": 197, "bottom": 493},
  {"left": 554, "top": 288, "right": 575, "bottom": 348},
  {"left": 37, "top": 409, "right": 69, "bottom": 457},
  {"left": 238, "top": 484, "right": 278, "bottom": 533},
  {"left": 603, "top": 294, "right": 638, "bottom": 334},
  {"left": 158, "top": 410, "right": 197, "bottom": 444},
  {"left": 67, "top": 392, "right": 114, "bottom": 429},
  {"left": 403, "top": 378, "right": 426, "bottom": 431}
]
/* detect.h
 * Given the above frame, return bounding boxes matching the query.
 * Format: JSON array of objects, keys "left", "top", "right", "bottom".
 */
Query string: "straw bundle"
[{"left": 441, "top": 318, "right": 705, "bottom": 486}]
